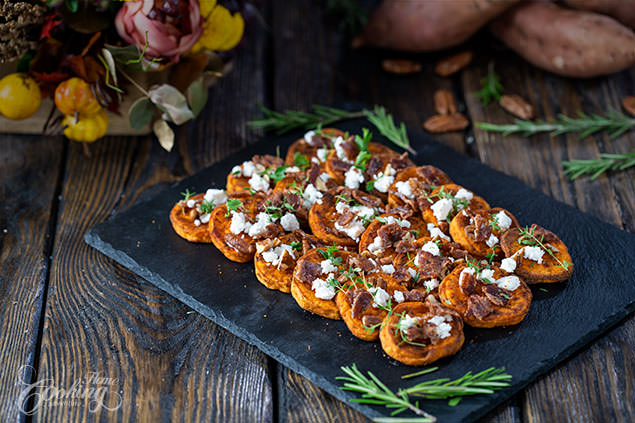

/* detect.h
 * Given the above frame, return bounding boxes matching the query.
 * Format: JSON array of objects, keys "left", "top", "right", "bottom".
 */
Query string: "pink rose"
[{"left": 115, "top": 0, "right": 203, "bottom": 62}]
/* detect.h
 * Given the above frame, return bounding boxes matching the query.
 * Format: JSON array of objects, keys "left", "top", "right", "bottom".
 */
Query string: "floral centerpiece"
[{"left": 0, "top": 0, "right": 251, "bottom": 150}]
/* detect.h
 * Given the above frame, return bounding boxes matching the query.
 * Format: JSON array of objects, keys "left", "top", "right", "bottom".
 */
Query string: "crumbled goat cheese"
[
  {"left": 373, "top": 165, "right": 396, "bottom": 193},
  {"left": 431, "top": 198, "right": 453, "bottom": 222},
  {"left": 479, "top": 268, "right": 495, "bottom": 283},
  {"left": 380, "top": 216, "right": 411, "bottom": 228},
  {"left": 427, "top": 223, "right": 451, "bottom": 241},
  {"left": 320, "top": 259, "right": 338, "bottom": 274},
  {"left": 280, "top": 213, "right": 300, "bottom": 232},
  {"left": 424, "top": 278, "right": 439, "bottom": 291},
  {"left": 242, "top": 161, "right": 257, "bottom": 177},
  {"left": 230, "top": 212, "right": 251, "bottom": 235},
  {"left": 428, "top": 315, "right": 452, "bottom": 339},
  {"left": 303, "top": 184, "right": 323, "bottom": 208},
  {"left": 381, "top": 264, "right": 395, "bottom": 274},
  {"left": 393, "top": 291, "right": 405, "bottom": 303},
  {"left": 200, "top": 213, "right": 211, "bottom": 224},
  {"left": 486, "top": 234, "right": 499, "bottom": 248},
  {"left": 368, "top": 287, "right": 391, "bottom": 308},
  {"left": 194, "top": 219, "right": 201, "bottom": 227},
  {"left": 500, "top": 257, "right": 517, "bottom": 273},
  {"left": 397, "top": 314, "right": 419, "bottom": 331},
  {"left": 408, "top": 268, "right": 418, "bottom": 277},
  {"left": 316, "top": 148, "right": 329, "bottom": 162},
  {"left": 186, "top": 199, "right": 197, "bottom": 208},
  {"left": 231, "top": 165, "right": 242, "bottom": 176},
  {"left": 454, "top": 188, "right": 473, "bottom": 202},
  {"left": 285, "top": 166, "right": 300, "bottom": 173},
  {"left": 494, "top": 211, "right": 512, "bottom": 230},
  {"left": 421, "top": 241, "right": 440, "bottom": 256},
  {"left": 333, "top": 136, "right": 349, "bottom": 161},
  {"left": 367, "top": 236, "right": 384, "bottom": 255},
  {"left": 204, "top": 189, "right": 227, "bottom": 205},
  {"left": 523, "top": 246, "right": 544, "bottom": 264},
  {"left": 344, "top": 167, "right": 364, "bottom": 189},
  {"left": 312, "top": 277, "right": 335, "bottom": 300},
  {"left": 319, "top": 172, "right": 331, "bottom": 183},
  {"left": 395, "top": 180, "right": 414, "bottom": 198},
  {"left": 262, "top": 244, "right": 295, "bottom": 265},
  {"left": 335, "top": 219, "right": 366, "bottom": 241},
  {"left": 496, "top": 275, "right": 521, "bottom": 291},
  {"left": 248, "top": 213, "right": 272, "bottom": 238},
  {"left": 304, "top": 130, "right": 315, "bottom": 144},
  {"left": 248, "top": 173, "right": 270, "bottom": 191}
]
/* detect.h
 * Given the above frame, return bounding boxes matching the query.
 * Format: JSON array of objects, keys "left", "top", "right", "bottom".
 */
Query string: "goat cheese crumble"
[
  {"left": 500, "top": 257, "right": 517, "bottom": 273},
  {"left": 431, "top": 198, "right": 453, "bottom": 221},
  {"left": 523, "top": 246, "right": 544, "bottom": 264}
]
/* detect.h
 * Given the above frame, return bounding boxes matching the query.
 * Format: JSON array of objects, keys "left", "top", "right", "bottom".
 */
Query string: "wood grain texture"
[
  {"left": 462, "top": 51, "right": 635, "bottom": 423},
  {"left": 32, "top": 18, "right": 274, "bottom": 423},
  {"left": 0, "top": 134, "right": 64, "bottom": 422}
]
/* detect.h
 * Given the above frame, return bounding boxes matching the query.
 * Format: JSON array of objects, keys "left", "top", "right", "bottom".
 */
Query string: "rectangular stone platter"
[{"left": 85, "top": 119, "right": 635, "bottom": 423}]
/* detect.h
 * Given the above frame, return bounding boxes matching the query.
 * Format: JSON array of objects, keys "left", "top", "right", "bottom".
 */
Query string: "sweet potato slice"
[
  {"left": 254, "top": 231, "right": 323, "bottom": 293},
  {"left": 438, "top": 264, "right": 532, "bottom": 328},
  {"left": 169, "top": 193, "right": 214, "bottom": 243},
  {"left": 324, "top": 136, "right": 398, "bottom": 185},
  {"left": 449, "top": 208, "right": 519, "bottom": 260},
  {"left": 336, "top": 272, "right": 407, "bottom": 341},
  {"left": 225, "top": 154, "right": 284, "bottom": 194},
  {"left": 209, "top": 192, "right": 270, "bottom": 263},
  {"left": 284, "top": 128, "right": 346, "bottom": 165},
  {"left": 291, "top": 248, "right": 366, "bottom": 319},
  {"left": 308, "top": 187, "right": 384, "bottom": 247},
  {"left": 387, "top": 165, "right": 453, "bottom": 211},
  {"left": 363, "top": 153, "right": 415, "bottom": 199},
  {"left": 359, "top": 213, "right": 427, "bottom": 260},
  {"left": 420, "top": 184, "right": 489, "bottom": 235},
  {"left": 379, "top": 298, "right": 464, "bottom": 366},
  {"left": 500, "top": 225, "right": 574, "bottom": 283}
]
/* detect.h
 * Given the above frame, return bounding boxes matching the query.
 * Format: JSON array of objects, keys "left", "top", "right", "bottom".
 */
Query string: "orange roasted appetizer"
[
  {"left": 359, "top": 213, "right": 427, "bottom": 261},
  {"left": 209, "top": 191, "right": 282, "bottom": 263},
  {"left": 379, "top": 296, "right": 464, "bottom": 366},
  {"left": 438, "top": 262, "right": 532, "bottom": 328},
  {"left": 419, "top": 184, "right": 490, "bottom": 236},
  {"left": 309, "top": 187, "right": 384, "bottom": 247},
  {"left": 226, "top": 154, "right": 284, "bottom": 193},
  {"left": 254, "top": 230, "right": 323, "bottom": 293},
  {"left": 336, "top": 272, "right": 408, "bottom": 341},
  {"left": 170, "top": 189, "right": 228, "bottom": 243},
  {"left": 284, "top": 128, "right": 346, "bottom": 166},
  {"left": 387, "top": 165, "right": 453, "bottom": 210},
  {"left": 450, "top": 208, "right": 520, "bottom": 260},
  {"left": 500, "top": 224, "right": 574, "bottom": 283}
]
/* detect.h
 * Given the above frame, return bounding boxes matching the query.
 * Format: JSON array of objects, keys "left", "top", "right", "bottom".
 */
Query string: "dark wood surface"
[{"left": 1, "top": 1, "right": 633, "bottom": 422}]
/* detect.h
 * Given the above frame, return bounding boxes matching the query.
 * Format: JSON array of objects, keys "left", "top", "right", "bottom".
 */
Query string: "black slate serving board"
[{"left": 85, "top": 119, "right": 635, "bottom": 423}]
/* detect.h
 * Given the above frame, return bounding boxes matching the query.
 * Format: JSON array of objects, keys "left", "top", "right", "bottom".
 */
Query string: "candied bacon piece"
[
  {"left": 465, "top": 295, "right": 493, "bottom": 320},
  {"left": 483, "top": 284, "right": 509, "bottom": 306}
]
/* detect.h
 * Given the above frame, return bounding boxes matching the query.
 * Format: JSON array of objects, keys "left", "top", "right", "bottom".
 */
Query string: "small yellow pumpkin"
[
  {"left": 62, "top": 109, "right": 108, "bottom": 142},
  {"left": 55, "top": 77, "right": 102, "bottom": 116}
]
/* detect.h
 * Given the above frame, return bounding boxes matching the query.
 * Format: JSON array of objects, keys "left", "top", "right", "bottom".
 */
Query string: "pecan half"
[
  {"left": 434, "top": 51, "right": 473, "bottom": 77},
  {"left": 434, "top": 89, "right": 458, "bottom": 116},
  {"left": 499, "top": 94, "right": 535, "bottom": 119},
  {"left": 382, "top": 59, "right": 422, "bottom": 75},
  {"left": 423, "top": 114, "right": 469, "bottom": 133},
  {"left": 623, "top": 96, "right": 635, "bottom": 117}
]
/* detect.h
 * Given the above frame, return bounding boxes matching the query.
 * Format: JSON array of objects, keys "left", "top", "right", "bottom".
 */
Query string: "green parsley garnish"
[
  {"left": 225, "top": 198, "right": 243, "bottom": 217},
  {"left": 181, "top": 188, "right": 196, "bottom": 202},
  {"left": 200, "top": 199, "right": 215, "bottom": 214},
  {"left": 293, "top": 152, "right": 310, "bottom": 170}
]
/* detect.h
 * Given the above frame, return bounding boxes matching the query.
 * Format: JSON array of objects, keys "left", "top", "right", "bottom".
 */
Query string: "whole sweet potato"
[
  {"left": 353, "top": 0, "right": 520, "bottom": 51},
  {"left": 490, "top": 2, "right": 635, "bottom": 78},
  {"left": 564, "top": 0, "right": 635, "bottom": 29}
]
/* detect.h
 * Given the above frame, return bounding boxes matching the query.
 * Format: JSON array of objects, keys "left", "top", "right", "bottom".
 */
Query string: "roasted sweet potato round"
[
  {"left": 359, "top": 213, "right": 428, "bottom": 259},
  {"left": 170, "top": 193, "right": 214, "bottom": 243},
  {"left": 379, "top": 298, "right": 464, "bottom": 366},
  {"left": 308, "top": 187, "right": 384, "bottom": 247},
  {"left": 209, "top": 192, "right": 271, "bottom": 263},
  {"left": 225, "top": 154, "right": 283, "bottom": 194},
  {"left": 284, "top": 128, "right": 347, "bottom": 165},
  {"left": 336, "top": 272, "right": 407, "bottom": 341},
  {"left": 420, "top": 184, "right": 490, "bottom": 234},
  {"left": 387, "top": 165, "right": 453, "bottom": 210},
  {"left": 500, "top": 225, "right": 574, "bottom": 283},
  {"left": 438, "top": 263, "right": 532, "bottom": 328},
  {"left": 254, "top": 231, "right": 323, "bottom": 293},
  {"left": 449, "top": 208, "right": 519, "bottom": 260},
  {"left": 362, "top": 153, "right": 415, "bottom": 199},
  {"left": 324, "top": 137, "right": 398, "bottom": 185}
]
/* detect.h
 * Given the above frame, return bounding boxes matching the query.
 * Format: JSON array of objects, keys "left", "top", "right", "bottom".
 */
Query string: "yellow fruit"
[
  {"left": 0, "top": 73, "right": 42, "bottom": 120},
  {"left": 62, "top": 110, "right": 108, "bottom": 143}
]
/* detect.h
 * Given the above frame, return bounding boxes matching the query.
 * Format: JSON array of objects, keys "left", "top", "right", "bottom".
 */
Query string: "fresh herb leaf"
[
  {"left": 518, "top": 226, "right": 570, "bottom": 270},
  {"left": 225, "top": 198, "right": 243, "bottom": 216},
  {"left": 563, "top": 149, "right": 635, "bottom": 180},
  {"left": 289, "top": 241, "right": 302, "bottom": 251},
  {"left": 475, "top": 62, "right": 503, "bottom": 106},
  {"left": 200, "top": 199, "right": 215, "bottom": 214},
  {"left": 181, "top": 188, "right": 196, "bottom": 202},
  {"left": 293, "top": 152, "right": 311, "bottom": 170}
]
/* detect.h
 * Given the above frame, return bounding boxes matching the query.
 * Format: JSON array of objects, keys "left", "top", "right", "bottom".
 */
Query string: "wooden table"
[{"left": 1, "top": 1, "right": 633, "bottom": 421}]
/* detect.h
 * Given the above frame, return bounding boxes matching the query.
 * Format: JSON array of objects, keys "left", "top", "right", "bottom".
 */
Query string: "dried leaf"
[
  {"left": 101, "top": 48, "right": 118, "bottom": 87},
  {"left": 187, "top": 77, "right": 208, "bottom": 117},
  {"left": 129, "top": 97, "right": 155, "bottom": 130},
  {"left": 153, "top": 120, "right": 174, "bottom": 151},
  {"left": 148, "top": 84, "right": 194, "bottom": 125}
]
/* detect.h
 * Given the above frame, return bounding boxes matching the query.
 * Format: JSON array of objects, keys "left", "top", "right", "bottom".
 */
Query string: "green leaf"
[
  {"left": 128, "top": 97, "right": 155, "bottom": 130},
  {"left": 186, "top": 77, "right": 208, "bottom": 117},
  {"left": 148, "top": 84, "right": 194, "bottom": 125},
  {"left": 16, "top": 51, "right": 35, "bottom": 73},
  {"left": 105, "top": 44, "right": 144, "bottom": 67},
  {"left": 65, "top": 0, "right": 78, "bottom": 13}
]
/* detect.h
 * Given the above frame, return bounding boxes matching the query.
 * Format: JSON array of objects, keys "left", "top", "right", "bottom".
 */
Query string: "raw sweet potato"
[
  {"left": 564, "top": 0, "right": 635, "bottom": 29},
  {"left": 353, "top": 0, "right": 520, "bottom": 51},
  {"left": 490, "top": 2, "right": 635, "bottom": 78}
]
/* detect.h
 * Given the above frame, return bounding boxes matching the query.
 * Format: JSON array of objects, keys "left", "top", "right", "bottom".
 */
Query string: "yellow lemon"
[{"left": 0, "top": 73, "right": 42, "bottom": 120}]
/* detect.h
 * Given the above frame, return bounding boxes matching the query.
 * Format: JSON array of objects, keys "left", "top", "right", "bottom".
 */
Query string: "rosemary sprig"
[
  {"left": 476, "top": 62, "right": 503, "bottom": 106},
  {"left": 518, "top": 226, "right": 570, "bottom": 270},
  {"left": 476, "top": 110, "right": 635, "bottom": 139},
  {"left": 337, "top": 364, "right": 436, "bottom": 422},
  {"left": 247, "top": 105, "right": 416, "bottom": 154},
  {"left": 562, "top": 150, "right": 635, "bottom": 180}
]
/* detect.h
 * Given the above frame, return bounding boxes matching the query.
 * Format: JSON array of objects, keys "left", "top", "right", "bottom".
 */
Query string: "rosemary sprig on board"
[
  {"left": 337, "top": 364, "right": 512, "bottom": 422},
  {"left": 475, "top": 110, "right": 635, "bottom": 139},
  {"left": 247, "top": 105, "right": 416, "bottom": 154},
  {"left": 475, "top": 62, "right": 503, "bottom": 106},
  {"left": 562, "top": 150, "right": 635, "bottom": 180}
]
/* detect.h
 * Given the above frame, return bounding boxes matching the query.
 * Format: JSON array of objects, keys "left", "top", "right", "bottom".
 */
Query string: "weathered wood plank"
[
  {"left": 0, "top": 134, "right": 64, "bottom": 422},
  {"left": 462, "top": 51, "right": 635, "bottom": 423},
  {"left": 32, "top": 17, "right": 274, "bottom": 423}
]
